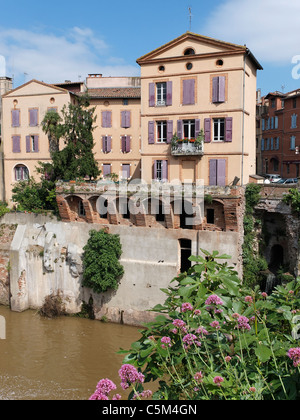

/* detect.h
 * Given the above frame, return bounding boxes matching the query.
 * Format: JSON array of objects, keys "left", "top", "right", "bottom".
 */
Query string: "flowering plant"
[{"left": 116, "top": 249, "right": 300, "bottom": 400}]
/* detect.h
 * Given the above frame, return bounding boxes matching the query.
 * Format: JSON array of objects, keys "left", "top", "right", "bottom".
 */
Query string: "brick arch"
[
  {"left": 171, "top": 199, "right": 195, "bottom": 229},
  {"left": 65, "top": 195, "right": 87, "bottom": 222},
  {"left": 204, "top": 199, "right": 225, "bottom": 231}
]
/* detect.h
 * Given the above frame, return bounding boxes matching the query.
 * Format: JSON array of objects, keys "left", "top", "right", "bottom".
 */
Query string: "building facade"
[{"left": 137, "top": 32, "right": 262, "bottom": 186}]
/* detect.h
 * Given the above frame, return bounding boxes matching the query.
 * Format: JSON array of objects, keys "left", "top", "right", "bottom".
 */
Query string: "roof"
[
  {"left": 2, "top": 79, "right": 71, "bottom": 97},
  {"left": 136, "top": 31, "right": 263, "bottom": 70},
  {"left": 85, "top": 87, "right": 141, "bottom": 99}
]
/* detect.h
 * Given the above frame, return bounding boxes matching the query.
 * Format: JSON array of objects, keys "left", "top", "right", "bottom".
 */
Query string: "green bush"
[
  {"left": 114, "top": 250, "right": 300, "bottom": 400},
  {"left": 82, "top": 229, "right": 124, "bottom": 293}
]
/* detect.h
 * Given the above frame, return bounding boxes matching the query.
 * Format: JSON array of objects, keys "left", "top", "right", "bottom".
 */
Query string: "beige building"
[
  {"left": 137, "top": 32, "right": 262, "bottom": 186},
  {"left": 1, "top": 80, "right": 73, "bottom": 203}
]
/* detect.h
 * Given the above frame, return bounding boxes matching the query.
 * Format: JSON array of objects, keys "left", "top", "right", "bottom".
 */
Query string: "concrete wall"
[{"left": 2, "top": 213, "right": 241, "bottom": 326}]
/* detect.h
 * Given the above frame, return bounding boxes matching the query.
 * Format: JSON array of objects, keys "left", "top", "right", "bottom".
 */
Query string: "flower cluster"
[
  {"left": 119, "top": 364, "right": 145, "bottom": 390},
  {"left": 287, "top": 348, "right": 300, "bottom": 367},
  {"left": 89, "top": 378, "right": 121, "bottom": 400}
]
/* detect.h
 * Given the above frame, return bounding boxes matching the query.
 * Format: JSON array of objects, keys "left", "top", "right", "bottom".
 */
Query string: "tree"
[
  {"left": 41, "top": 94, "right": 100, "bottom": 181},
  {"left": 82, "top": 229, "right": 124, "bottom": 293}
]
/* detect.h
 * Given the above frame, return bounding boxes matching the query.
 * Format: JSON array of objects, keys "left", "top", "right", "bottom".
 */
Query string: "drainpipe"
[{"left": 241, "top": 49, "right": 250, "bottom": 186}]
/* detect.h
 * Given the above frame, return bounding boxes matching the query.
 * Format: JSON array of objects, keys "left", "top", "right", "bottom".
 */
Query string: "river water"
[{"left": 0, "top": 306, "right": 141, "bottom": 400}]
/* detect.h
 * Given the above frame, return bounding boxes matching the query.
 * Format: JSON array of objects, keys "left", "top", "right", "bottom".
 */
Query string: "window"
[
  {"left": 14, "top": 165, "right": 29, "bottom": 181},
  {"left": 29, "top": 108, "right": 38, "bottom": 126},
  {"left": 121, "top": 164, "right": 130, "bottom": 180},
  {"left": 156, "top": 121, "right": 167, "bottom": 143},
  {"left": 291, "top": 113, "right": 297, "bottom": 129},
  {"left": 101, "top": 111, "right": 112, "bottom": 128},
  {"left": 26, "top": 135, "right": 39, "bottom": 153},
  {"left": 12, "top": 136, "right": 21, "bottom": 153},
  {"left": 275, "top": 137, "right": 280, "bottom": 150},
  {"left": 78, "top": 201, "right": 86, "bottom": 217},
  {"left": 183, "top": 119, "right": 195, "bottom": 139},
  {"left": 186, "top": 63, "right": 193, "bottom": 70},
  {"left": 271, "top": 99, "right": 276, "bottom": 108},
  {"left": 293, "top": 98, "right": 297, "bottom": 108},
  {"left": 209, "top": 159, "right": 226, "bottom": 186},
  {"left": 213, "top": 118, "right": 225, "bottom": 141},
  {"left": 121, "top": 111, "right": 131, "bottom": 128},
  {"left": 290, "top": 135, "right": 296, "bottom": 150},
  {"left": 154, "top": 160, "right": 168, "bottom": 181},
  {"left": 212, "top": 76, "right": 225, "bottom": 103},
  {"left": 12, "top": 109, "right": 20, "bottom": 127},
  {"left": 102, "top": 136, "right": 111, "bottom": 153},
  {"left": 207, "top": 208, "right": 215, "bottom": 224},
  {"left": 102, "top": 164, "right": 111, "bottom": 177},
  {"left": 275, "top": 116, "right": 278, "bottom": 129},
  {"left": 262, "top": 119, "right": 265, "bottom": 131},
  {"left": 184, "top": 48, "right": 195, "bottom": 56},
  {"left": 123, "top": 99, "right": 128, "bottom": 106},
  {"left": 121, "top": 136, "right": 131, "bottom": 153},
  {"left": 156, "top": 82, "right": 166, "bottom": 106},
  {"left": 182, "top": 79, "right": 195, "bottom": 105},
  {"left": 273, "top": 159, "right": 279, "bottom": 172}
]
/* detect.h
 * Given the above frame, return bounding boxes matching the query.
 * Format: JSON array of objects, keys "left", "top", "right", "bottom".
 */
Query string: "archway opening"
[{"left": 179, "top": 239, "right": 192, "bottom": 273}]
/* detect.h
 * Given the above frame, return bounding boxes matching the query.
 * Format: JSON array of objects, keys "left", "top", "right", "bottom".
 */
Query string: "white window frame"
[
  {"left": 183, "top": 119, "right": 195, "bottom": 140},
  {"left": 156, "top": 121, "right": 167, "bottom": 143},
  {"left": 156, "top": 160, "right": 162, "bottom": 181},
  {"left": 14, "top": 165, "right": 29, "bottom": 181},
  {"left": 213, "top": 118, "right": 225, "bottom": 142}
]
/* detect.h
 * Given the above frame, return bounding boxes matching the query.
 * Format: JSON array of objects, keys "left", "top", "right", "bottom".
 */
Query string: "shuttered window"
[
  {"left": 12, "top": 136, "right": 21, "bottom": 153},
  {"left": 154, "top": 160, "right": 168, "bottom": 181},
  {"left": 102, "top": 136, "right": 112, "bottom": 153},
  {"left": 121, "top": 111, "right": 131, "bottom": 128},
  {"left": 29, "top": 109, "right": 38, "bottom": 126},
  {"left": 12, "top": 110, "right": 20, "bottom": 127},
  {"left": 101, "top": 111, "right": 112, "bottom": 128},
  {"left": 209, "top": 159, "right": 226, "bottom": 186},
  {"left": 212, "top": 76, "right": 226, "bottom": 103},
  {"left": 182, "top": 79, "right": 195, "bottom": 105},
  {"left": 121, "top": 136, "right": 131, "bottom": 153},
  {"left": 26, "top": 135, "right": 39, "bottom": 152}
]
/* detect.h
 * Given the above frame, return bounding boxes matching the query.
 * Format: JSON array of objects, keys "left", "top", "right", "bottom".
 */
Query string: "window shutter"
[
  {"left": 212, "top": 77, "right": 219, "bottom": 103},
  {"left": 217, "top": 159, "right": 226, "bottom": 186},
  {"left": 121, "top": 136, "right": 127, "bottom": 152},
  {"left": 29, "top": 109, "right": 38, "bottom": 126},
  {"left": 209, "top": 159, "right": 217, "bottom": 185},
  {"left": 34, "top": 135, "right": 39, "bottom": 152},
  {"left": 225, "top": 117, "right": 233, "bottom": 142},
  {"left": 102, "top": 136, "right": 106, "bottom": 152},
  {"left": 126, "top": 136, "right": 131, "bottom": 152},
  {"left": 195, "top": 119, "right": 200, "bottom": 138},
  {"left": 122, "top": 164, "right": 130, "bottom": 179},
  {"left": 26, "top": 135, "right": 31, "bottom": 152},
  {"left": 177, "top": 120, "right": 183, "bottom": 139},
  {"left": 153, "top": 160, "right": 158, "bottom": 179},
  {"left": 261, "top": 138, "right": 264, "bottom": 151},
  {"left": 149, "top": 83, "right": 155, "bottom": 107},
  {"left": 167, "top": 120, "right": 173, "bottom": 143},
  {"left": 12, "top": 110, "right": 20, "bottom": 127},
  {"left": 121, "top": 111, "right": 131, "bottom": 128},
  {"left": 12, "top": 136, "right": 21, "bottom": 153},
  {"left": 102, "top": 111, "right": 112, "bottom": 128},
  {"left": 204, "top": 118, "right": 211, "bottom": 143},
  {"left": 162, "top": 160, "right": 168, "bottom": 181},
  {"left": 148, "top": 121, "right": 155, "bottom": 144},
  {"left": 166, "top": 81, "right": 172, "bottom": 106},
  {"left": 103, "top": 164, "right": 111, "bottom": 176},
  {"left": 107, "top": 136, "right": 112, "bottom": 152},
  {"left": 182, "top": 79, "right": 195, "bottom": 105},
  {"left": 218, "top": 76, "right": 225, "bottom": 103}
]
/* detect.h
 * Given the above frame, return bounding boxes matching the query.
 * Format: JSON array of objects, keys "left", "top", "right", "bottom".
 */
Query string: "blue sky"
[{"left": 0, "top": 0, "right": 299, "bottom": 96}]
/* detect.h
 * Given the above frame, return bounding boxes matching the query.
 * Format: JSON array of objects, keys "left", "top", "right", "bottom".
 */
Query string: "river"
[{"left": 0, "top": 305, "right": 142, "bottom": 400}]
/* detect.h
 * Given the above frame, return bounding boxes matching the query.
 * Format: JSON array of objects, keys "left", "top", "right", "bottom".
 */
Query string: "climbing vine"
[
  {"left": 242, "top": 184, "right": 268, "bottom": 288},
  {"left": 82, "top": 229, "right": 124, "bottom": 293}
]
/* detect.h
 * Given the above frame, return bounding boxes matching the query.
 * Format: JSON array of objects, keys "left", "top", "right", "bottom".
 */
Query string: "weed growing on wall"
[{"left": 82, "top": 229, "right": 124, "bottom": 293}]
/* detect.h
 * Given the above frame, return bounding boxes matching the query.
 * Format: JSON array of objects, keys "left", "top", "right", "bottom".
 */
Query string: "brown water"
[{"left": 0, "top": 306, "right": 141, "bottom": 400}]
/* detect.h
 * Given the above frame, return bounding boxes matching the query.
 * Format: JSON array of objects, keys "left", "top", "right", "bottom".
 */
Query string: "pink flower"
[
  {"left": 236, "top": 315, "right": 251, "bottom": 331},
  {"left": 194, "top": 309, "right": 201, "bottom": 315},
  {"left": 213, "top": 376, "right": 224, "bottom": 386},
  {"left": 196, "top": 326, "right": 209, "bottom": 337},
  {"left": 194, "top": 371, "right": 204, "bottom": 383},
  {"left": 210, "top": 320, "right": 221, "bottom": 330},
  {"left": 261, "top": 292, "right": 268, "bottom": 298},
  {"left": 225, "top": 356, "right": 232, "bottom": 362},
  {"left": 118, "top": 364, "right": 145, "bottom": 390},
  {"left": 182, "top": 333, "right": 201, "bottom": 349},
  {"left": 89, "top": 378, "right": 117, "bottom": 400},
  {"left": 172, "top": 319, "right": 187, "bottom": 333},
  {"left": 245, "top": 296, "right": 253, "bottom": 303},
  {"left": 205, "top": 294, "right": 224, "bottom": 306},
  {"left": 181, "top": 302, "right": 193, "bottom": 312},
  {"left": 287, "top": 348, "right": 300, "bottom": 367},
  {"left": 161, "top": 336, "right": 172, "bottom": 348},
  {"left": 249, "top": 387, "right": 256, "bottom": 393}
]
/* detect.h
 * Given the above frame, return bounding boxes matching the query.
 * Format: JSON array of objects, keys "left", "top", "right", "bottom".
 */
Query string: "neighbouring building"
[
  {"left": 137, "top": 32, "right": 262, "bottom": 186},
  {"left": 257, "top": 88, "right": 300, "bottom": 178}
]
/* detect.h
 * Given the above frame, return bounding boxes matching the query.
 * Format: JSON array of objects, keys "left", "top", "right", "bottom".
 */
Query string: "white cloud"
[
  {"left": 202, "top": 0, "right": 300, "bottom": 65},
  {"left": 0, "top": 27, "right": 139, "bottom": 86}
]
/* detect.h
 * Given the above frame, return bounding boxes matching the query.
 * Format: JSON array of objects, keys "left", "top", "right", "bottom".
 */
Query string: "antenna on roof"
[
  {"left": 188, "top": 7, "right": 192, "bottom": 32},
  {"left": 281, "top": 84, "right": 285, "bottom": 93}
]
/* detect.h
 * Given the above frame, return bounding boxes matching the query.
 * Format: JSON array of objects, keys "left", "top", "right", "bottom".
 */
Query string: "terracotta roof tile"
[{"left": 85, "top": 87, "right": 141, "bottom": 99}]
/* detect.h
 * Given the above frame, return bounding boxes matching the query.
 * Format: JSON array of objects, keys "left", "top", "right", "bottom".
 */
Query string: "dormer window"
[{"left": 184, "top": 48, "right": 195, "bottom": 56}]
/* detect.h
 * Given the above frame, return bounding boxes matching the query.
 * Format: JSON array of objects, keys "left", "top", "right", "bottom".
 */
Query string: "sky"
[{"left": 0, "top": 0, "right": 300, "bottom": 96}]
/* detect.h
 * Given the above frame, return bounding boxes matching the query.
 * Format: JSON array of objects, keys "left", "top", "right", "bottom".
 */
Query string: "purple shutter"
[
  {"left": 162, "top": 160, "right": 168, "bottom": 181},
  {"left": 103, "top": 164, "right": 111, "bottom": 176},
  {"left": 195, "top": 119, "right": 200, "bottom": 138},
  {"left": 209, "top": 160, "right": 217, "bottom": 185},
  {"left": 148, "top": 121, "right": 155, "bottom": 144},
  {"left": 107, "top": 136, "right": 111, "bottom": 152},
  {"left": 167, "top": 120, "right": 173, "bottom": 143},
  {"left": 26, "top": 136, "right": 31, "bottom": 152},
  {"left": 122, "top": 164, "right": 130, "bottom": 179},
  {"left": 177, "top": 120, "right": 183, "bottom": 139},
  {"left": 225, "top": 117, "right": 233, "bottom": 142},
  {"left": 121, "top": 136, "right": 126, "bottom": 152},
  {"left": 12, "top": 136, "right": 21, "bottom": 153},
  {"left": 126, "top": 136, "right": 131, "bottom": 152},
  {"left": 102, "top": 136, "right": 106, "bottom": 152},
  {"left": 126, "top": 111, "right": 131, "bottom": 128},
  {"left": 12, "top": 110, "right": 20, "bottom": 127},
  {"left": 29, "top": 109, "right": 38, "bottom": 126},
  {"left": 182, "top": 79, "right": 195, "bottom": 105},
  {"left": 121, "top": 111, "right": 130, "bottom": 128},
  {"left": 212, "top": 77, "right": 219, "bottom": 103},
  {"left": 107, "top": 111, "right": 112, "bottom": 128},
  {"left": 218, "top": 76, "right": 225, "bottom": 103},
  {"left": 166, "top": 81, "right": 172, "bottom": 106},
  {"left": 204, "top": 119, "right": 211, "bottom": 143},
  {"left": 149, "top": 83, "right": 155, "bottom": 107},
  {"left": 34, "top": 135, "right": 39, "bottom": 152},
  {"left": 217, "top": 159, "right": 226, "bottom": 186}
]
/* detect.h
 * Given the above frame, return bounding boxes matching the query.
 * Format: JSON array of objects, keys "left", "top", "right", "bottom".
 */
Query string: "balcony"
[{"left": 171, "top": 140, "right": 204, "bottom": 156}]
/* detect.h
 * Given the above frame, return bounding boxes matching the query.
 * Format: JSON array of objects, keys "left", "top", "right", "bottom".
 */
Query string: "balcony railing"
[{"left": 171, "top": 140, "right": 204, "bottom": 156}]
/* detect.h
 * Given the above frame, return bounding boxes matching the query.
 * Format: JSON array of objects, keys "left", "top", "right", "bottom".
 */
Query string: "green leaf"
[{"left": 255, "top": 344, "right": 272, "bottom": 363}]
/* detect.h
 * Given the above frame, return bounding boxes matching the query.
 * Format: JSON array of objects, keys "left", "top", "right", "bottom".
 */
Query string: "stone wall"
[{"left": 0, "top": 223, "right": 17, "bottom": 305}]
